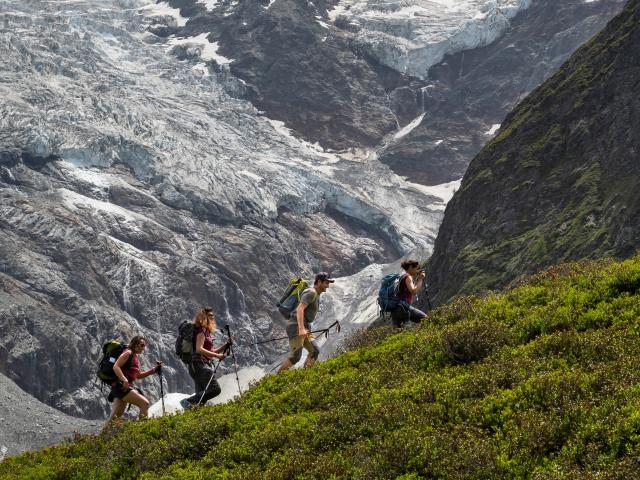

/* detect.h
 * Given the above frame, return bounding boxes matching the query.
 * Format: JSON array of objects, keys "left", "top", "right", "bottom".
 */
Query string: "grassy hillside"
[{"left": 3, "top": 255, "right": 640, "bottom": 479}]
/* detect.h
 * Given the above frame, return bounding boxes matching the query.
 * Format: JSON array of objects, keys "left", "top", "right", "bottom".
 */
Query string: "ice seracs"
[{"left": 329, "top": 0, "right": 532, "bottom": 78}]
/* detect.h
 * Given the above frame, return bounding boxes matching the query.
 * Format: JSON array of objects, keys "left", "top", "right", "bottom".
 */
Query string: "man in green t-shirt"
[{"left": 278, "top": 272, "right": 334, "bottom": 372}]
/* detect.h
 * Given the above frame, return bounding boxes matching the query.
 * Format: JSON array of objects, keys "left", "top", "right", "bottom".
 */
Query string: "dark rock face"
[
  {"left": 168, "top": 0, "right": 419, "bottom": 150},
  {"left": 378, "top": 0, "right": 627, "bottom": 185},
  {"left": 427, "top": 0, "right": 640, "bottom": 304}
]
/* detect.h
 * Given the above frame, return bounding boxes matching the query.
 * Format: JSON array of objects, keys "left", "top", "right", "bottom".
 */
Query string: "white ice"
[
  {"left": 168, "top": 33, "right": 234, "bottom": 65},
  {"left": 393, "top": 113, "right": 425, "bottom": 140},
  {"left": 139, "top": 2, "right": 188, "bottom": 27},
  {"left": 328, "top": 0, "right": 532, "bottom": 78},
  {"left": 485, "top": 123, "right": 501, "bottom": 135}
]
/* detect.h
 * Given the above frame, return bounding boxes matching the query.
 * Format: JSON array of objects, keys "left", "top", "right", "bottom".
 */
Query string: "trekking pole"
[
  {"left": 198, "top": 357, "right": 225, "bottom": 405},
  {"left": 424, "top": 284, "right": 432, "bottom": 312},
  {"left": 156, "top": 362, "right": 165, "bottom": 416},
  {"left": 225, "top": 324, "right": 243, "bottom": 399}
]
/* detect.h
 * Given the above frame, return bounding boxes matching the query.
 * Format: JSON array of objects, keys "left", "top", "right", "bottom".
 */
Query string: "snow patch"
[
  {"left": 485, "top": 123, "right": 501, "bottom": 135},
  {"left": 405, "top": 178, "right": 461, "bottom": 205},
  {"left": 168, "top": 33, "right": 234, "bottom": 65},
  {"left": 139, "top": 2, "right": 188, "bottom": 27},
  {"left": 393, "top": 113, "right": 425, "bottom": 140},
  {"left": 148, "top": 366, "right": 267, "bottom": 418},
  {"left": 197, "top": 0, "right": 219, "bottom": 11}
]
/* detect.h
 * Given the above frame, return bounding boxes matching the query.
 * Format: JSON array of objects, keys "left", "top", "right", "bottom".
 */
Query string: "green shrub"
[{"left": 5, "top": 256, "right": 640, "bottom": 479}]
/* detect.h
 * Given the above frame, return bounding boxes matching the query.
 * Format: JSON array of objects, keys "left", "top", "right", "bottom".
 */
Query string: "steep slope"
[
  {"left": 3, "top": 256, "right": 640, "bottom": 477},
  {"left": 159, "top": 0, "right": 623, "bottom": 157},
  {"left": 427, "top": 0, "right": 640, "bottom": 304}
]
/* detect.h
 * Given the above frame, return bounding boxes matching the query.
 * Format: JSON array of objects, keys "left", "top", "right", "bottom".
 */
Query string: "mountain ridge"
[{"left": 427, "top": 0, "right": 640, "bottom": 304}]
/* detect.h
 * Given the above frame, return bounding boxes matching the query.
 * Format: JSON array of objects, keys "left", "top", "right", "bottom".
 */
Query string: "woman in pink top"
[
  {"left": 106, "top": 336, "right": 161, "bottom": 427},
  {"left": 391, "top": 259, "right": 428, "bottom": 328}
]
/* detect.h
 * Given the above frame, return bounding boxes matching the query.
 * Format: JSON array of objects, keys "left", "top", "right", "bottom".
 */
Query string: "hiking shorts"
[
  {"left": 287, "top": 335, "right": 320, "bottom": 364},
  {"left": 108, "top": 383, "right": 141, "bottom": 402},
  {"left": 391, "top": 304, "right": 427, "bottom": 328}
]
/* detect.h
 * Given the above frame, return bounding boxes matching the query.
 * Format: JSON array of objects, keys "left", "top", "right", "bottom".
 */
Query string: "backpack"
[
  {"left": 97, "top": 340, "right": 130, "bottom": 385},
  {"left": 276, "top": 277, "right": 309, "bottom": 319},
  {"left": 377, "top": 273, "right": 408, "bottom": 312},
  {"left": 175, "top": 321, "right": 195, "bottom": 364}
]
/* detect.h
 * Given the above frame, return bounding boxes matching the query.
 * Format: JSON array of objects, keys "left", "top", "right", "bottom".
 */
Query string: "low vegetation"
[{"left": 3, "top": 256, "right": 640, "bottom": 479}]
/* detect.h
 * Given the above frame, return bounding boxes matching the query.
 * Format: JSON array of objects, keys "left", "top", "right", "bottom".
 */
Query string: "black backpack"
[
  {"left": 175, "top": 321, "right": 195, "bottom": 364},
  {"left": 97, "top": 340, "right": 130, "bottom": 385}
]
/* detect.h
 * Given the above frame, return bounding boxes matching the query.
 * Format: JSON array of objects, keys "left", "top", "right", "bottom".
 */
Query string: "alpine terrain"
[{"left": 0, "top": 0, "right": 628, "bottom": 459}]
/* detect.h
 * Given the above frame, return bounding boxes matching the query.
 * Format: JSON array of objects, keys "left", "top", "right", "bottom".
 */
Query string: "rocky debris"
[
  {"left": 0, "top": 373, "right": 100, "bottom": 460},
  {"left": 378, "top": 0, "right": 628, "bottom": 185},
  {"left": 427, "top": 0, "right": 640, "bottom": 304}
]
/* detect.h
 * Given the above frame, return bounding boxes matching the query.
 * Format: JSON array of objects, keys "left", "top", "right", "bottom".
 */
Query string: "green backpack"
[{"left": 276, "top": 277, "right": 309, "bottom": 319}]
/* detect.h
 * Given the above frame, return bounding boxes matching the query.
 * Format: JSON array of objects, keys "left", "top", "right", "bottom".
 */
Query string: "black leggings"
[
  {"left": 391, "top": 304, "right": 427, "bottom": 328},
  {"left": 186, "top": 361, "right": 221, "bottom": 405}
]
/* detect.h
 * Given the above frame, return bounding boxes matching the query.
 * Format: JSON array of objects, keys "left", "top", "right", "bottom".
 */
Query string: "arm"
[
  {"left": 196, "top": 332, "right": 224, "bottom": 360},
  {"left": 406, "top": 271, "right": 426, "bottom": 295},
  {"left": 212, "top": 341, "right": 229, "bottom": 355},
  {"left": 113, "top": 350, "right": 132, "bottom": 388},
  {"left": 138, "top": 363, "right": 161, "bottom": 379},
  {"left": 296, "top": 302, "right": 309, "bottom": 337}
]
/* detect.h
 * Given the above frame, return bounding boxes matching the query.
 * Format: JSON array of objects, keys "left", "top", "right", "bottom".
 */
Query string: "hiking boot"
[{"left": 179, "top": 398, "right": 192, "bottom": 411}]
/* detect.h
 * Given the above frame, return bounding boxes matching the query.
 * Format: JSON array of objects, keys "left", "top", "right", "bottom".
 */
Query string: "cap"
[{"left": 314, "top": 272, "right": 335, "bottom": 283}]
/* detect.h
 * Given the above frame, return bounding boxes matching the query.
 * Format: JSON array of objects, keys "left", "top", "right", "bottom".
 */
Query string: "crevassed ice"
[{"left": 329, "top": 0, "right": 532, "bottom": 78}]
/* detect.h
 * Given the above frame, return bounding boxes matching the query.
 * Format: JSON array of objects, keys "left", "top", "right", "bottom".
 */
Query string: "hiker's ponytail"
[{"left": 400, "top": 259, "right": 419, "bottom": 271}]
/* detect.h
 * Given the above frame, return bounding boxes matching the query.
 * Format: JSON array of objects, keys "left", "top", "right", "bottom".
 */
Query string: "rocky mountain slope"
[
  {"left": 0, "top": 374, "right": 100, "bottom": 459},
  {"left": 0, "top": 0, "right": 445, "bottom": 420},
  {"left": 427, "top": 0, "right": 640, "bottom": 304},
  {"left": 4, "top": 255, "right": 640, "bottom": 478},
  {"left": 161, "top": 0, "right": 624, "bottom": 177}
]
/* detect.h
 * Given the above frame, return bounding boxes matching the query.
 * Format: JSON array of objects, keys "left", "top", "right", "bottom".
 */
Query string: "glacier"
[{"left": 329, "top": 0, "right": 532, "bottom": 78}]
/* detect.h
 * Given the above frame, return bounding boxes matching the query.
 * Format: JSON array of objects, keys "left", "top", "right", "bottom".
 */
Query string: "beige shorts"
[{"left": 287, "top": 335, "right": 319, "bottom": 363}]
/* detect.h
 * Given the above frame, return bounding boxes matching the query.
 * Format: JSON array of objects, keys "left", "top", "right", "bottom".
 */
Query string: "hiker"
[
  {"left": 279, "top": 272, "right": 334, "bottom": 372},
  {"left": 106, "top": 335, "right": 161, "bottom": 426},
  {"left": 180, "top": 307, "right": 231, "bottom": 409},
  {"left": 391, "top": 259, "right": 428, "bottom": 328}
]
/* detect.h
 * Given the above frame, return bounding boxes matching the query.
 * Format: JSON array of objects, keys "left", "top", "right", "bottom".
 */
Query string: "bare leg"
[
  {"left": 103, "top": 398, "right": 127, "bottom": 432},
  {"left": 303, "top": 337, "right": 318, "bottom": 368},
  {"left": 122, "top": 389, "right": 150, "bottom": 419}
]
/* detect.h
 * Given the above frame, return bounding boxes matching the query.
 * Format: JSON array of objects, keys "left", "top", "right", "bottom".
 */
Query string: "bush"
[{"left": 5, "top": 255, "right": 640, "bottom": 479}]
